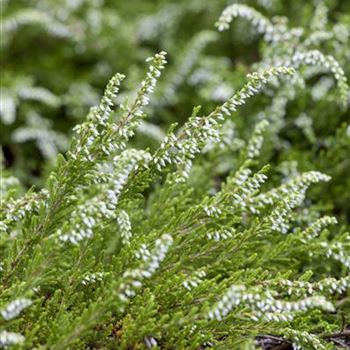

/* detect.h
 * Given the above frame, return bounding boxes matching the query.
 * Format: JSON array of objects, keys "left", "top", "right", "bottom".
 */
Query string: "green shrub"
[{"left": 1, "top": 2, "right": 349, "bottom": 349}]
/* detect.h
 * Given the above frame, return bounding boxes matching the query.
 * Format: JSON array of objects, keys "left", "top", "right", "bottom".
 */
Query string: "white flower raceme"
[
  {"left": 246, "top": 120, "right": 269, "bottom": 159},
  {"left": 254, "top": 311, "right": 294, "bottom": 322},
  {"left": 183, "top": 270, "right": 206, "bottom": 290},
  {"left": 231, "top": 172, "right": 268, "bottom": 211},
  {"left": 231, "top": 168, "right": 252, "bottom": 187},
  {"left": 81, "top": 272, "right": 106, "bottom": 286},
  {"left": 301, "top": 216, "right": 337, "bottom": 241},
  {"left": 216, "top": 4, "right": 273, "bottom": 36},
  {"left": 117, "top": 210, "right": 132, "bottom": 245},
  {"left": 153, "top": 67, "right": 295, "bottom": 182},
  {"left": 284, "top": 50, "right": 349, "bottom": 106},
  {"left": 247, "top": 171, "right": 331, "bottom": 230},
  {"left": 304, "top": 4, "right": 338, "bottom": 47},
  {"left": 116, "top": 51, "right": 167, "bottom": 146},
  {"left": 144, "top": 336, "right": 158, "bottom": 349},
  {"left": 135, "top": 244, "right": 151, "bottom": 261},
  {"left": 18, "top": 86, "right": 59, "bottom": 106},
  {"left": 0, "top": 331, "right": 25, "bottom": 347},
  {"left": 118, "top": 234, "right": 173, "bottom": 303},
  {"left": 0, "top": 189, "right": 48, "bottom": 234},
  {"left": 206, "top": 228, "right": 236, "bottom": 241},
  {"left": 3, "top": 9, "right": 72, "bottom": 38},
  {"left": 208, "top": 285, "right": 334, "bottom": 322},
  {"left": 216, "top": 4, "right": 349, "bottom": 112},
  {"left": 215, "top": 4, "right": 303, "bottom": 43},
  {"left": 203, "top": 205, "right": 222, "bottom": 218},
  {"left": 266, "top": 177, "right": 331, "bottom": 234},
  {"left": 70, "top": 51, "right": 167, "bottom": 164},
  {"left": 321, "top": 240, "right": 350, "bottom": 269},
  {"left": 283, "top": 329, "right": 329, "bottom": 350},
  {"left": 58, "top": 150, "right": 151, "bottom": 244},
  {"left": 276, "top": 276, "right": 350, "bottom": 296},
  {"left": 71, "top": 72, "right": 125, "bottom": 161},
  {"left": 0, "top": 90, "right": 16, "bottom": 124},
  {"left": 1, "top": 298, "right": 32, "bottom": 321}
]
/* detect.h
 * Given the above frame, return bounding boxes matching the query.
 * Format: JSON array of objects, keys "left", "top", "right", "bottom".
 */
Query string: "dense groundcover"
[{"left": 1, "top": 0, "right": 350, "bottom": 349}]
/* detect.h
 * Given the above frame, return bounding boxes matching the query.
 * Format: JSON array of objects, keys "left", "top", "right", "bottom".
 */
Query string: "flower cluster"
[
  {"left": 321, "top": 241, "right": 350, "bottom": 269},
  {"left": 0, "top": 190, "right": 48, "bottom": 234},
  {"left": 249, "top": 171, "right": 331, "bottom": 233},
  {"left": 283, "top": 329, "right": 329, "bottom": 350},
  {"left": 70, "top": 72, "right": 125, "bottom": 161},
  {"left": 216, "top": 4, "right": 303, "bottom": 43},
  {"left": 0, "top": 298, "right": 32, "bottom": 347},
  {"left": 215, "top": 4, "right": 273, "bottom": 37},
  {"left": 153, "top": 67, "right": 294, "bottom": 182},
  {"left": 183, "top": 270, "right": 206, "bottom": 290},
  {"left": 3, "top": 8, "right": 72, "bottom": 39},
  {"left": 116, "top": 51, "right": 167, "bottom": 147},
  {"left": 285, "top": 50, "right": 349, "bottom": 106},
  {"left": 81, "top": 272, "right": 106, "bottom": 286},
  {"left": 301, "top": 216, "right": 337, "bottom": 241},
  {"left": 1, "top": 298, "right": 32, "bottom": 321},
  {"left": 231, "top": 171, "right": 268, "bottom": 211},
  {"left": 206, "top": 228, "right": 236, "bottom": 241},
  {"left": 0, "top": 330, "right": 25, "bottom": 347},
  {"left": 246, "top": 120, "right": 269, "bottom": 159},
  {"left": 118, "top": 234, "right": 173, "bottom": 303},
  {"left": 69, "top": 51, "right": 167, "bottom": 166},
  {"left": 203, "top": 205, "right": 222, "bottom": 218},
  {"left": 144, "top": 336, "right": 158, "bottom": 349},
  {"left": 208, "top": 285, "right": 333, "bottom": 322},
  {"left": 276, "top": 276, "right": 350, "bottom": 297},
  {"left": 1, "top": 2, "right": 350, "bottom": 349},
  {"left": 58, "top": 150, "right": 150, "bottom": 244},
  {"left": 117, "top": 210, "right": 132, "bottom": 245}
]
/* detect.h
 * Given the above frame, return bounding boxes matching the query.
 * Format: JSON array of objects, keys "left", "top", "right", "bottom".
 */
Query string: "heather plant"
[{"left": 1, "top": 1, "right": 350, "bottom": 350}]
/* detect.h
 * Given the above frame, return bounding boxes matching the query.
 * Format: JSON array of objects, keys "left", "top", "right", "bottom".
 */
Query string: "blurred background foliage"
[{"left": 1, "top": 0, "right": 350, "bottom": 222}]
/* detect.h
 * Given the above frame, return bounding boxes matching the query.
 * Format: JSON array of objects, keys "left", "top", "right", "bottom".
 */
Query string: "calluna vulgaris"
[{"left": 1, "top": 2, "right": 350, "bottom": 350}]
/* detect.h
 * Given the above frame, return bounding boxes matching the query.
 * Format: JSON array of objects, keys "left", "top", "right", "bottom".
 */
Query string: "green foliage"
[{"left": 1, "top": 0, "right": 350, "bottom": 349}]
